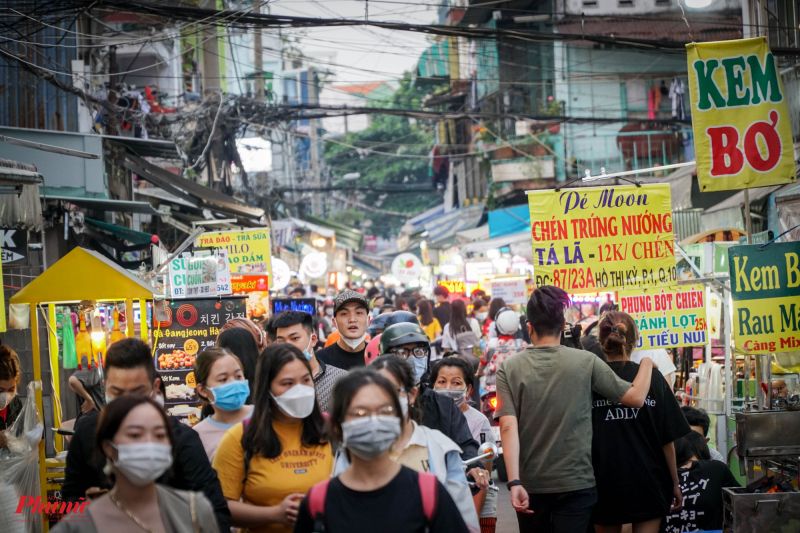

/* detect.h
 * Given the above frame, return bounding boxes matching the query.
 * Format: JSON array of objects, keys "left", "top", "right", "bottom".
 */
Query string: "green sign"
[{"left": 728, "top": 242, "right": 800, "bottom": 353}]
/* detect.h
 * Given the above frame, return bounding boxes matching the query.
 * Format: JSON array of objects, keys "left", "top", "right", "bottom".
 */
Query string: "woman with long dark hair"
[
  {"left": 216, "top": 326, "right": 263, "bottom": 391},
  {"left": 294, "top": 369, "right": 467, "bottom": 533},
  {"left": 591, "top": 312, "right": 689, "bottom": 533},
  {"left": 442, "top": 300, "right": 481, "bottom": 363},
  {"left": 212, "top": 343, "right": 331, "bottom": 533},
  {"left": 363, "top": 356, "right": 480, "bottom": 532},
  {"left": 54, "top": 396, "right": 217, "bottom": 532},
  {"left": 417, "top": 299, "right": 442, "bottom": 343}
]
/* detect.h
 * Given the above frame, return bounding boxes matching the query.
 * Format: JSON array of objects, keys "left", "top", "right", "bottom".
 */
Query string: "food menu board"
[{"left": 152, "top": 297, "right": 246, "bottom": 425}]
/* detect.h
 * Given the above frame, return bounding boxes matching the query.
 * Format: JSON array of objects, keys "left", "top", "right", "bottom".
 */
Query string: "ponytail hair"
[{"left": 598, "top": 311, "right": 637, "bottom": 358}]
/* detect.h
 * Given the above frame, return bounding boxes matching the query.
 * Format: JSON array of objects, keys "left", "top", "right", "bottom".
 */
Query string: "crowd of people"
[{"left": 0, "top": 282, "right": 742, "bottom": 533}]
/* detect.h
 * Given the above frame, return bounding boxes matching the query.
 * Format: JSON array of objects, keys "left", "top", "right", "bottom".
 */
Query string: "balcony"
[{"left": 570, "top": 127, "right": 691, "bottom": 175}]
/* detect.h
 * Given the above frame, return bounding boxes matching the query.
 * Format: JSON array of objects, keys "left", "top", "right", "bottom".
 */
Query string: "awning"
[
  {"left": 85, "top": 218, "right": 154, "bottom": 246},
  {"left": 134, "top": 186, "right": 199, "bottom": 209},
  {"left": 425, "top": 203, "right": 484, "bottom": 246},
  {"left": 662, "top": 163, "right": 695, "bottom": 211},
  {"left": 456, "top": 224, "right": 489, "bottom": 244},
  {"left": 461, "top": 231, "right": 531, "bottom": 254},
  {"left": 120, "top": 152, "right": 265, "bottom": 220},
  {"left": 10, "top": 246, "right": 153, "bottom": 304},
  {"left": 43, "top": 194, "right": 159, "bottom": 214},
  {"left": 488, "top": 204, "right": 529, "bottom": 238},
  {"left": 303, "top": 214, "right": 363, "bottom": 250},
  {"left": 290, "top": 218, "right": 336, "bottom": 238},
  {"left": 0, "top": 158, "right": 43, "bottom": 188},
  {"left": 705, "top": 185, "right": 782, "bottom": 214},
  {"left": 103, "top": 136, "right": 179, "bottom": 159},
  {"left": 401, "top": 203, "right": 445, "bottom": 235}
]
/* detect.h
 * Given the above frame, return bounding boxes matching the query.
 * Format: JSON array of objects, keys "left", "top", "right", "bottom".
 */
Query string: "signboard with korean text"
[
  {"left": 195, "top": 229, "right": 272, "bottom": 293},
  {"left": 153, "top": 298, "right": 246, "bottom": 424},
  {"left": 490, "top": 278, "right": 528, "bottom": 305},
  {"left": 618, "top": 284, "right": 708, "bottom": 349},
  {"left": 728, "top": 242, "right": 800, "bottom": 354},
  {"left": 168, "top": 252, "right": 232, "bottom": 299},
  {"left": 686, "top": 37, "right": 796, "bottom": 192},
  {"left": 528, "top": 184, "right": 675, "bottom": 293}
]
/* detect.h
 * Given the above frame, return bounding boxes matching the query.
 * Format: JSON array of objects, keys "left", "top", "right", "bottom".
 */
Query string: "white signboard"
[
  {"left": 490, "top": 278, "right": 528, "bottom": 305},
  {"left": 271, "top": 257, "right": 292, "bottom": 291},
  {"left": 391, "top": 253, "right": 423, "bottom": 284},
  {"left": 169, "top": 251, "right": 232, "bottom": 299}
]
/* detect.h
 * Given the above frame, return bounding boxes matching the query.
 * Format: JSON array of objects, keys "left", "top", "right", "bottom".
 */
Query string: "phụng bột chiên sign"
[
  {"left": 528, "top": 184, "right": 675, "bottom": 293},
  {"left": 686, "top": 37, "right": 797, "bottom": 192},
  {"left": 728, "top": 242, "right": 800, "bottom": 354},
  {"left": 618, "top": 284, "right": 708, "bottom": 350}
]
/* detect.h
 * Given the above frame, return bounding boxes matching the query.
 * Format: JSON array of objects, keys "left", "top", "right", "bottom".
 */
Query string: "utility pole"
[
  {"left": 201, "top": 0, "right": 220, "bottom": 96},
  {"left": 254, "top": 2, "right": 264, "bottom": 99},
  {"left": 309, "top": 67, "right": 323, "bottom": 216},
  {"left": 310, "top": 117, "right": 322, "bottom": 216}
]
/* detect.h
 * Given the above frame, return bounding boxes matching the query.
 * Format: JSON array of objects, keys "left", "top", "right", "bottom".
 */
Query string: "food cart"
[{"left": 9, "top": 246, "right": 153, "bottom": 530}]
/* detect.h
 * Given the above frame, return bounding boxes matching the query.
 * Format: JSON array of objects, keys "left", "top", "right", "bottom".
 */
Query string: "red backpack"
[{"left": 307, "top": 471, "right": 438, "bottom": 532}]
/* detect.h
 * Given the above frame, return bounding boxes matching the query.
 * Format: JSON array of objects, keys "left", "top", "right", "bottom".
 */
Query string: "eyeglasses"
[
  {"left": 346, "top": 405, "right": 397, "bottom": 418},
  {"left": 389, "top": 346, "right": 430, "bottom": 359}
]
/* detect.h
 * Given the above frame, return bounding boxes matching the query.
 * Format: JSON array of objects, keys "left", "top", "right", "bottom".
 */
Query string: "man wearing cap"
[{"left": 315, "top": 289, "right": 371, "bottom": 371}]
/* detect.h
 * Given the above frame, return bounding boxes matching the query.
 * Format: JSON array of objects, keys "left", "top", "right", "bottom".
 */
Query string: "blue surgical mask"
[
  {"left": 209, "top": 380, "right": 250, "bottom": 411},
  {"left": 303, "top": 338, "right": 314, "bottom": 361},
  {"left": 410, "top": 356, "right": 428, "bottom": 385}
]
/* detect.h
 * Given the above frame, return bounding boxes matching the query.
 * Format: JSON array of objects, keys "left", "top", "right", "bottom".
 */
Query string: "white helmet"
[{"left": 495, "top": 308, "right": 521, "bottom": 335}]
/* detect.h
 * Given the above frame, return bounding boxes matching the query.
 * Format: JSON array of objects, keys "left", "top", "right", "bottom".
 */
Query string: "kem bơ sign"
[
  {"left": 528, "top": 184, "right": 675, "bottom": 293},
  {"left": 686, "top": 37, "right": 797, "bottom": 192},
  {"left": 728, "top": 242, "right": 800, "bottom": 354},
  {"left": 618, "top": 284, "right": 708, "bottom": 350}
]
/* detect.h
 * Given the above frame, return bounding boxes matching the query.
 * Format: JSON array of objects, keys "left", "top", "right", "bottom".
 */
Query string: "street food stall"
[{"left": 9, "top": 246, "right": 153, "bottom": 529}]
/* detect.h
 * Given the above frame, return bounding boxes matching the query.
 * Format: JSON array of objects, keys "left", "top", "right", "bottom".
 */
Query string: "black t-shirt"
[
  {"left": 662, "top": 460, "right": 740, "bottom": 533},
  {"left": 591, "top": 361, "right": 691, "bottom": 524},
  {"left": 433, "top": 302, "right": 451, "bottom": 328},
  {"left": 316, "top": 342, "right": 366, "bottom": 371},
  {"left": 294, "top": 466, "right": 468, "bottom": 533}
]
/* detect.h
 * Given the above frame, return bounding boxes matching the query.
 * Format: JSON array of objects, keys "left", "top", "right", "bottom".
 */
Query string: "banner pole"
[{"left": 743, "top": 188, "right": 753, "bottom": 244}]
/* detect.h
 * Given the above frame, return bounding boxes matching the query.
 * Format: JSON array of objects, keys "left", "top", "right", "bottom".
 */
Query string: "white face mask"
[
  {"left": 0, "top": 392, "right": 14, "bottom": 410},
  {"left": 111, "top": 442, "right": 173, "bottom": 487},
  {"left": 341, "top": 334, "right": 367, "bottom": 350},
  {"left": 272, "top": 384, "right": 316, "bottom": 419}
]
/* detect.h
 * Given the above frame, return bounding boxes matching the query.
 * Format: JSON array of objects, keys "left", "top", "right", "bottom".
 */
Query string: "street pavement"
[{"left": 495, "top": 476, "right": 519, "bottom": 533}]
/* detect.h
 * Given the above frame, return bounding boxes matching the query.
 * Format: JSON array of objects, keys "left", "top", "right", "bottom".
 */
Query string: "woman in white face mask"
[
  {"left": 294, "top": 368, "right": 468, "bottom": 533},
  {"left": 212, "top": 343, "right": 331, "bottom": 533},
  {"left": 53, "top": 396, "right": 217, "bottom": 532},
  {"left": 331, "top": 355, "right": 481, "bottom": 533}
]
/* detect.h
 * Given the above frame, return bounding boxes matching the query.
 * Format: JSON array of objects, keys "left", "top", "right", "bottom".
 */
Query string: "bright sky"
[{"left": 269, "top": 0, "right": 439, "bottom": 84}]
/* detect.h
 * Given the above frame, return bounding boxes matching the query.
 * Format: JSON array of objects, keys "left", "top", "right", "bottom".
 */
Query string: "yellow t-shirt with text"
[{"left": 213, "top": 419, "right": 333, "bottom": 533}]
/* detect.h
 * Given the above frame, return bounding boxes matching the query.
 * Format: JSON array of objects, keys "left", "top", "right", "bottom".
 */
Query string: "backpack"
[
  {"left": 453, "top": 328, "right": 481, "bottom": 370},
  {"left": 307, "top": 471, "right": 438, "bottom": 532}
]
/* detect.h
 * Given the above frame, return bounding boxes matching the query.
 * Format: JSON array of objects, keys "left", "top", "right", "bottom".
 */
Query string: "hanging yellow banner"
[
  {"left": 618, "top": 284, "right": 708, "bottom": 350},
  {"left": 686, "top": 37, "right": 797, "bottom": 192},
  {"left": 528, "top": 184, "right": 675, "bottom": 293}
]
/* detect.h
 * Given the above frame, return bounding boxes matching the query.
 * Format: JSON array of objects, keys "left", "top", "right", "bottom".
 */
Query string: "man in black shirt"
[
  {"left": 432, "top": 285, "right": 451, "bottom": 328},
  {"left": 315, "top": 289, "right": 371, "bottom": 371},
  {"left": 62, "top": 338, "right": 231, "bottom": 531}
]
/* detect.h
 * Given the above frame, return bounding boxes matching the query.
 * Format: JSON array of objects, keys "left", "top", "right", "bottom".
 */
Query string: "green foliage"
[{"left": 325, "top": 73, "right": 444, "bottom": 238}]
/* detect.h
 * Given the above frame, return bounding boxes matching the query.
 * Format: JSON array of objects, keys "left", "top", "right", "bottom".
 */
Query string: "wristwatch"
[{"left": 506, "top": 479, "right": 523, "bottom": 490}]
